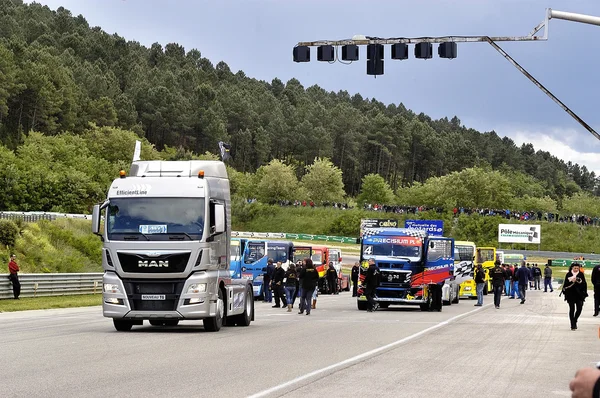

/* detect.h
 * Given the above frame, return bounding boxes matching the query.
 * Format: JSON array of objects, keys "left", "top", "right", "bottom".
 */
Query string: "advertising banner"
[
  {"left": 404, "top": 220, "right": 444, "bottom": 236},
  {"left": 498, "top": 224, "right": 541, "bottom": 244},
  {"left": 360, "top": 219, "right": 399, "bottom": 237}
]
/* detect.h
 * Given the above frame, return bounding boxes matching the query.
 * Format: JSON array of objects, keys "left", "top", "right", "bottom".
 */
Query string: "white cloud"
[{"left": 503, "top": 128, "right": 600, "bottom": 175}]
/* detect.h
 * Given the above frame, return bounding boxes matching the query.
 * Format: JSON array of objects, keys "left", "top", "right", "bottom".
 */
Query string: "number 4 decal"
[{"left": 363, "top": 245, "right": 373, "bottom": 255}]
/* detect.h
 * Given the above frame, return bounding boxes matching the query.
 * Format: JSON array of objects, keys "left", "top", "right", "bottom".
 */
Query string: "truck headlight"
[
  {"left": 187, "top": 283, "right": 207, "bottom": 294},
  {"left": 103, "top": 283, "right": 121, "bottom": 293}
]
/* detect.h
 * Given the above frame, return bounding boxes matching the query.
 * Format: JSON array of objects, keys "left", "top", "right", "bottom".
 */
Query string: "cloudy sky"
[{"left": 30, "top": 0, "right": 600, "bottom": 173}]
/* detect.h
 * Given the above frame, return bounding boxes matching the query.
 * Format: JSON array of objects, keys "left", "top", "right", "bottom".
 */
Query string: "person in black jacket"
[
  {"left": 326, "top": 262, "right": 338, "bottom": 295},
  {"left": 351, "top": 262, "right": 359, "bottom": 297},
  {"left": 271, "top": 261, "right": 287, "bottom": 308},
  {"left": 490, "top": 260, "right": 507, "bottom": 309},
  {"left": 283, "top": 264, "right": 297, "bottom": 312},
  {"left": 298, "top": 258, "right": 319, "bottom": 316},
  {"left": 562, "top": 263, "right": 588, "bottom": 330},
  {"left": 474, "top": 264, "right": 485, "bottom": 306},
  {"left": 364, "top": 258, "right": 381, "bottom": 312},
  {"left": 591, "top": 263, "right": 600, "bottom": 316}
]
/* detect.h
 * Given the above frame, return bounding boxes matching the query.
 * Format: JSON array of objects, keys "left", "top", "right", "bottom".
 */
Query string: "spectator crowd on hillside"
[{"left": 247, "top": 198, "right": 600, "bottom": 227}]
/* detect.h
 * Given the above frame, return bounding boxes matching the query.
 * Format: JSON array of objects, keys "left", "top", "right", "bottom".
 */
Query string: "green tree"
[
  {"left": 255, "top": 159, "right": 298, "bottom": 203},
  {"left": 356, "top": 174, "right": 394, "bottom": 205},
  {"left": 301, "top": 157, "right": 345, "bottom": 203}
]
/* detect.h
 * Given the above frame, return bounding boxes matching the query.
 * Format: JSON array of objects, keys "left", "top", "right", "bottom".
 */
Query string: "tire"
[
  {"left": 443, "top": 300, "right": 451, "bottom": 306},
  {"left": 357, "top": 300, "right": 368, "bottom": 311},
  {"left": 483, "top": 284, "right": 488, "bottom": 295},
  {"left": 113, "top": 319, "right": 133, "bottom": 332},
  {"left": 203, "top": 288, "right": 224, "bottom": 332},
  {"left": 233, "top": 286, "right": 253, "bottom": 327},
  {"left": 452, "top": 288, "right": 460, "bottom": 304}
]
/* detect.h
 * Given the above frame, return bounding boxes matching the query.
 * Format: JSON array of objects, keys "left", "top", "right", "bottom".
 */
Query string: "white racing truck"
[{"left": 91, "top": 160, "right": 254, "bottom": 332}]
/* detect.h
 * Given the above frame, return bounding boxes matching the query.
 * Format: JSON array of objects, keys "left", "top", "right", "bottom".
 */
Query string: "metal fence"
[
  {"left": 0, "top": 211, "right": 93, "bottom": 222},
  {"left": 0, "top": 273, "right": 103, "bottom": 300}
]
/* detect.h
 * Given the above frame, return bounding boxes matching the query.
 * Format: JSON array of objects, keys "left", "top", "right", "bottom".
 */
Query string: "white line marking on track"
[{"left": 247, "top": 303, "right": 492, "bottom": 398}]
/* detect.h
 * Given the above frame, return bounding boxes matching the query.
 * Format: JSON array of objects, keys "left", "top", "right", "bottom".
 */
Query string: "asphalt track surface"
[{"left": 2, "top": 285, "right": 598, "bottom": 398}]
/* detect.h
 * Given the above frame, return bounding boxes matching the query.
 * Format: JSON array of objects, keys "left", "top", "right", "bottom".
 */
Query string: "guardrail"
[
  {"left": 0, "top": 273, "right": 103, "bottom": 300},
  {"left": 0, "top": 211, "right": 93, "bottom": 221},
  {"left": 231, "top": 231, "right": 358, "bottom": 244}
]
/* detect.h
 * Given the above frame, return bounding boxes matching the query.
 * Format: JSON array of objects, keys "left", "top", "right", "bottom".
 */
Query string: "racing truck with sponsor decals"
[
  {"left": 456, "top": 241, "right": 477, "bottom": 299},
  {"left": 240, "top": 240, "right": 296, "bottom": 299},
  {"left": 308, "top": 246, "right": 349, "bottom": 294},
  {"left": 91, "top": 160, "right": 254, "bottom": 332},
  {"left": 357, "top": 227, "right": 459, "bottom": 311}
]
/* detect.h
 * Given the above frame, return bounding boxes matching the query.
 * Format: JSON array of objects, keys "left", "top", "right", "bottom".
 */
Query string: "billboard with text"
[{"left": 498, "top": 224, "right": 541, "bottom": 244}]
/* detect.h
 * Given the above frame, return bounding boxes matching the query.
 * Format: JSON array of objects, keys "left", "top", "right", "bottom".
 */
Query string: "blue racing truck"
[
  {"left": 357, "top": 227, "right": 460, "bottom": 311},
  {"left": 241, "top": 240, "right": 294, "bottom": 299}
]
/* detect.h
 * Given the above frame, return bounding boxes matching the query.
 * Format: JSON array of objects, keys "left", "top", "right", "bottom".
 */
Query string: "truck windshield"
[
  {"left": 267, "top": 244, "right": 289, "bottom": 264},
  {"left": 244, "top": 243, "right": 265, "bottom": 264},
  {"left": 477, "top": 249, "right": 495, "bottom": 263},
  {"left": 107, "top": 198, "right": 205, "bottom": 240},
  {"left": 311, "top": 250, "right": 323, "bottom": 265},
  {"left": 455, "top": 245, "right": 475, "bottom": 262},
  {"left": 365, "top": 244, "right": 421, "bottom": 259}
]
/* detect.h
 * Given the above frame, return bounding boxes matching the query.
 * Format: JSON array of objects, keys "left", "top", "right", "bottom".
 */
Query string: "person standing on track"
[
  {"left": 8, "top": 254, "right": 20, "bottom": 299},
  {"left": 516, "top": 263, "right": 529, "bottom": 304},
  {"left": 284, "top": 263, "right": 297, "bottom": 312},
  {"left": 474, "top": 264, "right": 485, "bottom": 307},
  {"left": 490, "top": 260, "right": 507, "bottom": 309},
  {"left": 543, "top": 263, "right": 554, "bottom": 293},
  {"left": 561, "top": 263, "right": 588, "bottom": 330},
  {"left": 298, "top": 258, "right": 319, "bottom": 316},
  {"left": 591, "top": 262, "right": 600, "bottom": 316},
  {"left": 364, "top": 258, "right": 381, "bottom": 312},
  {"left": 351, "top": 261, "right": 359, "bottom": 297}
]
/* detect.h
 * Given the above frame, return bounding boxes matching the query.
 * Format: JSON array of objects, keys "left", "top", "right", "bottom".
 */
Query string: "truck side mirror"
[
  {"left": 92, "top": 204, "right": 101, "bottom": 235},
  {"left": 214, "top": 203, "right": 225, "bottom": 234}
]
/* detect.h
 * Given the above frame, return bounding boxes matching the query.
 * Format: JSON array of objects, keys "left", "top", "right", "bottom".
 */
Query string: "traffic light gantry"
[{"left": 292, "top": 8, "right": 600, "bottom": 142}]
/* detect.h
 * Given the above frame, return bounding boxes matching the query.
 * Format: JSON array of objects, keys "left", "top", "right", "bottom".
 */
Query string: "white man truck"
[{"left": 91, "top": 160, "right": 254, "bottom": 332}]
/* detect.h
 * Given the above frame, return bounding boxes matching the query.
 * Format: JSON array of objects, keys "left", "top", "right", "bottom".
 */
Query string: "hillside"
[
  {"left": 0, "top": 0, "right": 596, "bottom": 209},
  {"left": 2, "top": 210, "right": 598, "bottom": 274}
]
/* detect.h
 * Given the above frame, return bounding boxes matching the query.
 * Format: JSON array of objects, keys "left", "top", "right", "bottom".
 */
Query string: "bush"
[{"left": 0, "top": 219, "right": 19, "bottom": 247}]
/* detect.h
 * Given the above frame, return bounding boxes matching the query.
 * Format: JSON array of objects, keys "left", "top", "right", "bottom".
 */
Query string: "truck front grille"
[
  {"left": 122, "top": 279, "right": 186, "bottom": 312},
  {"left": 118, "top": 252, "right": 190, "bottom": 273}
]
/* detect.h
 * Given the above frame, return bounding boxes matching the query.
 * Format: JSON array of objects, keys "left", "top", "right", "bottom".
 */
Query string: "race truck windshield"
[
  {"left": 244, "top": 243, "right": 265, "bottom": 264},
  {"left": 311, "top": 250, "right": 323, "bottom": 265},
  {"left": 477, "top": 249, "right": 495, "bottom": 263},
  {"left": 455, "top": 246, "right": 475, "bottom": 262},
  {"left": 107, "top": 198, "right": 205, "bottom": 241},
  {"left": 267, "top": 244, "right": 289, "bottom": 264},
  {"left": 363, "top": 237, "right": 422, "bottom": 261}
]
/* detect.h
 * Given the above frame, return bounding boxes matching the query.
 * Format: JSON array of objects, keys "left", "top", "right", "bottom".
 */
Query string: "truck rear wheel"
[
  {"left": 113, "top": 319, "right": 133, "bottom": 331},
  {"left": 203, "top": 288, "right": 224, "bottom": 332}
]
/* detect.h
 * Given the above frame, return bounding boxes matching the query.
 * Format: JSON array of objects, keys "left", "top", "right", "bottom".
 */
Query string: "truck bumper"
[
  {"left": 358, "top": 295, "right": 427, "bottom": 305},
  {"left": 102, "top": 272, "right": 219, "bottom": 320}
]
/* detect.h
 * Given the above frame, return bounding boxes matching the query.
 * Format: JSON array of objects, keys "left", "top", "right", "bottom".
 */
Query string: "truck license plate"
[{"left": 141, "top": 295, "right": 166, "bottom": 300}]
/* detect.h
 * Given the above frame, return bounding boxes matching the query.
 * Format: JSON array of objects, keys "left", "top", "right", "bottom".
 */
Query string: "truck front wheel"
[
  {"left": 233, "top": 286, "right": 253, "bottom": 326},
  {"left": 203, "top": 288, "right": 224, "bottom": 332},
  {"left": 113, "top": 319, "right": 133, "bottom": 332}
]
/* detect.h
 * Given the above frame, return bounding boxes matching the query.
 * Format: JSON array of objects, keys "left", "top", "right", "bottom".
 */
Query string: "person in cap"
[{"left": 8, "top": 254, "right": 20, "bottom": 299}]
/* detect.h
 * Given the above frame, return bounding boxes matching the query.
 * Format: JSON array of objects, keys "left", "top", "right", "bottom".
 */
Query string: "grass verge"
[{"left": 0, "top": 294, "right": 102, "bottom": 312}]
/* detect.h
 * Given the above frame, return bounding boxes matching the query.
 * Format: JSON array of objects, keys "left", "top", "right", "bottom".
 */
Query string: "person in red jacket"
[{"left": 8, "top": 254, "right": 20, "bottom": 299}]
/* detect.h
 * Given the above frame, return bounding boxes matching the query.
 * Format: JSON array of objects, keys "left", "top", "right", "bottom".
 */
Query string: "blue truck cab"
[
  {"left": 357, "top": 227, "right": 455, "bottom": 311},
  {"left": 241, "top": 240, "right": 294, "bottom": 299}
]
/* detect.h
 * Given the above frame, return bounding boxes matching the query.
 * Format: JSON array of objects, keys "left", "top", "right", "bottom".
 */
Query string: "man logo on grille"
[{"left": 138, "top": 260, "right": 169, "bottom": 267}]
